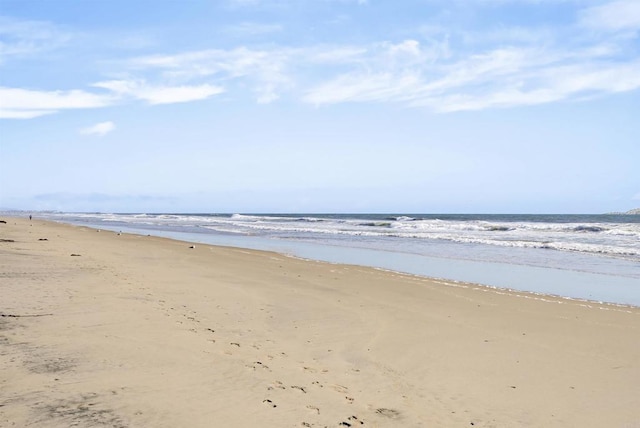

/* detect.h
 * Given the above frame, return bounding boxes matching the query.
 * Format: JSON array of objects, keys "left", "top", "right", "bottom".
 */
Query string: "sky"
[{"left": 0, "top": 0, "right": 639, "bottom": 214}]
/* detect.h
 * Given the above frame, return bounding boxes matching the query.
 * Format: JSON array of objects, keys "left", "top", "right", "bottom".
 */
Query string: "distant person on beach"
[{"left": 29, "top": 215, "right": 32, "bottom": 221}]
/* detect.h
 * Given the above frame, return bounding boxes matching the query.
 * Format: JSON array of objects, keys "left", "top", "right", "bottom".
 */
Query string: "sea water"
[{"left": 28, "top": 212, "right": 640, "bottom": 306}]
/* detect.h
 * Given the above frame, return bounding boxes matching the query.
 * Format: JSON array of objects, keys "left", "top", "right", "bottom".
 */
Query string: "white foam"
[{"left": 36, "top": 212, "right": 640, "bottom": 267}]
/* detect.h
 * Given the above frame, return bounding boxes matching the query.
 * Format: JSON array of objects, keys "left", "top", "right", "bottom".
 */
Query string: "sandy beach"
[{"left": 1, "top": 218, "right": 639, "bottom": 427}]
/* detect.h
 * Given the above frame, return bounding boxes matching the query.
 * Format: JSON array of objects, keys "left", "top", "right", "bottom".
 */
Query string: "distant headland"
[{"left": 607, "top": 208, "right": 640, "bottom": 215}]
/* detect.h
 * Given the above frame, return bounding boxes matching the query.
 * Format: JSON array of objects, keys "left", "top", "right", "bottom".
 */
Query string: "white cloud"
[
  {"left": 386, "top": 39, "right": 421, "bottom": 57},
  {"left": 140, "top": 84, "right": 224, "bottom": 104},
  {"left": 302, "top": 28, "right": 640, "bottom": 112},
  {"left": 0, "top": 87, "right": 110, "bottom": 109},
  {"left": 114, "top": 26, "right": 640, "bottom": 113},
  {"left": 126, "top": 47, "right": 292, "bottom": 103},
  {"left": 0, "top": 109, "right": 56, "bottom": 119},
  {"left": 308, "top": 57, "right": 640, "bottom": 112},
  {"left": 580, "top": 0, "right": 640, "bottom": 31},
  {"left": 115, "top": 40, "right": 454, "bottom": 107},
  {"left": 130, "top": 48, "right": 278, "bottom": 78},
  {"left": 0, "top": 79, "right": 223, "bottom": 120},
  {"left": 80, "top": 121, "right": 116, "bottom": 137},
  {"left": 0, "top": 87, "right": 113, "bottom": 119},
  {"left": 93, "top": 79, "right": 224, "bottom": 104},
  {"left": 304, "top": 72, "right": 420, "bottom": 104},
  {"left": 6, "top": 1, "right": 639, "bottom": 119}
]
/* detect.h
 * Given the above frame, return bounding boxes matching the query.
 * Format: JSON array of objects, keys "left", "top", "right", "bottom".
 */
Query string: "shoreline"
[
  {"left": 68, "top": 221, "right": 640, "bottom": 311},
  {"left": 28, "top": 216, "right": 640, "bottom": 313},
  {"left": 2, "top": 217, "right": 639, "bottom": 427},
  {"left": 50, "top": 218, "right": 640, "bottom": 308}
]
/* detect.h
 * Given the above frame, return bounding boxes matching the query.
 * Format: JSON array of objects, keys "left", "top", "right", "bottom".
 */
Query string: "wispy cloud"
[
  {"left": 0, "top": 79, "right": 223, "bottom": 120},
  {"left": 411, "top": 60, "right": 640, "bottom": 112},
  {"left": 126, "top": 47, "right": 292, "bottom": 103},
  {"left": 300, "top": 1, "right": 640, "bottom": 112},
  {"left": 0, "top": 87, "right": 114, "bottom": 119},
  {"left": 580, "top": 0, "right": 640, "bottom": 31},
  {"left": 0, "top": 109, "right": 55, "bottom": 119},
  {"left": 106, "top": 20, "right": 640, "bottom": 113},
  {"left": 0, "top": 16, "right": 70, "bottom": 63},
  {"left": 80, "top": 121, "right": 116, "bottom": 137},
  {"left": 303, "top": 40, "right": 640, "bottom": 112},
  {"left": 3, "top": 0, "right": 639, "bottom": 119},
  {"left": 93, "top": 79, "right": 224, "bottom": 104}
]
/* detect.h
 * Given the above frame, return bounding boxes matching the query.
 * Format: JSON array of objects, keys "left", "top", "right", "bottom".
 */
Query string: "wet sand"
[{"left": 1, "top": 218, "right": 639, "bottom": 427}]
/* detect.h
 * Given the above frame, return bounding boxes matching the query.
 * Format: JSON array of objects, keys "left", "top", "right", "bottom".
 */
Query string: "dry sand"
[{"left": 1, "top": 217, "right": 639, "bottom": 427}]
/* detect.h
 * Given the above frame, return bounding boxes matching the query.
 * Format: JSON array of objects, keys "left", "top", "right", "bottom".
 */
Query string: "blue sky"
[{"left": 1, "top": 0, "right": 639, "bottom": 213}]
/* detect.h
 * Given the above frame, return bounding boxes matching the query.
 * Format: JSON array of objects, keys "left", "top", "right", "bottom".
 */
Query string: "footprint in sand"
[
  {"left": 330, "top": 384, "right": 349, "bottom": 394},
  {"left": 375, "top": 408, "right": 401, "bottom": 419},
  {"left": 267, "top": 380, "right": 286, "bottom": 391},
  {"left": 247, "top": 361, "right": 271, "bottom": 371},
  {"left": 263, "top": 399, "right": 277, "bottom": 408},
  {"left": 303, "top": 366, "right": 329, "bottom": 374},
  {"left": 347, "top": 415, "right": 364, "bottom": 425},
  {"left": 306, "top": 405, "right": 320, "bottom": 415},
  {"left": 339, "top": 415, "right": 365, "bottom": 426}
]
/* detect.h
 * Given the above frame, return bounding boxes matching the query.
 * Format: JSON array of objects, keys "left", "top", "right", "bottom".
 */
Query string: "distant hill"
[{"left": 607, "top": 208, "right": 640, "bottom": 215}]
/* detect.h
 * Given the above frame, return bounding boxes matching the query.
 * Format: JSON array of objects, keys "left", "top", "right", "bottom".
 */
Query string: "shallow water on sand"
[{"left": 37, "top": 218, "right": 640, "bottom": 306}]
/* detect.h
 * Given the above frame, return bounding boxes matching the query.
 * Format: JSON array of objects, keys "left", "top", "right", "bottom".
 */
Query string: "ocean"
[{"left": 28, "top": 212, "right": 640, "bottom": 307}]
